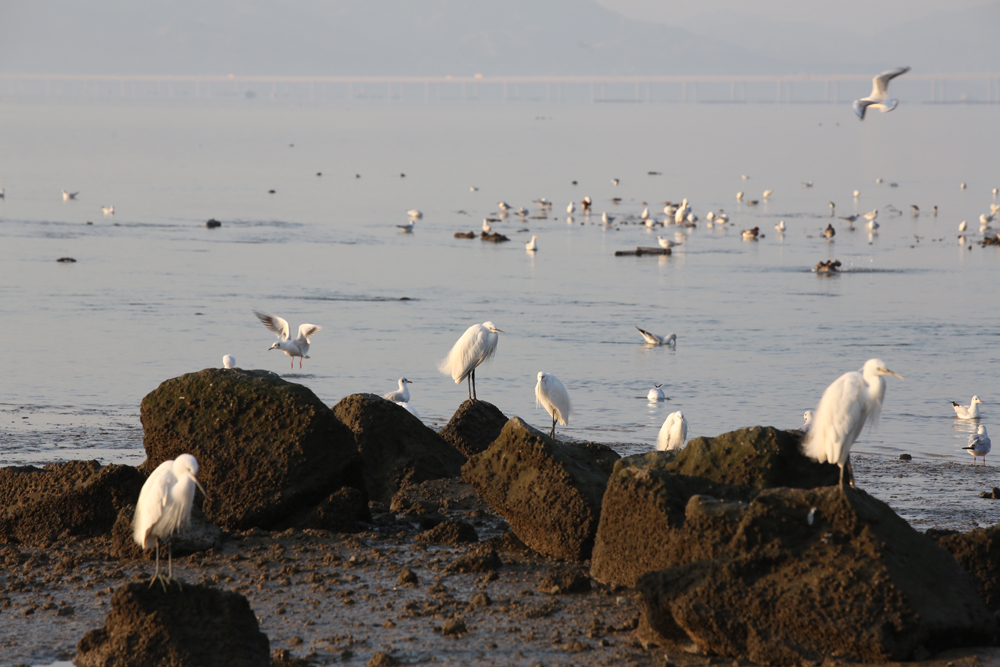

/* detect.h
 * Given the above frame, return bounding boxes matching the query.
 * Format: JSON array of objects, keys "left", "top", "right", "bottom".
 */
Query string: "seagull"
[
  {"left": 742, "top": 174, "right": 750, "bottom": 180},
  {"left": 582, "top": 196, "right": 592, "bottom": 211},
  {"left": 407, "top": 209, "right": 423, "bottom": 219},
  {"left": 611, "top": 178, "right": 619, "bottom": 186},
  {"left": 854, "top": 67, "right": 910, "bottom": 120},
  {"left": 396, "top": 402, "right": 420, "bottom": 419},
  {"left": 253, "top": 311, "right": 321, "bottom": 369},
  {"left": 102, "top": 205, "right": 115, "bottom": 215},
  {"left": 62, "top": 190, "right": 79, "bottom": 201},
  {"left": 963, "top": 425, "right": 991, "bottom": 465},
  {"left": 742, "top": 227, "right": 760, "bottom": 241},
  {"left": 636, "top": 326, "right": 676, "bottom": 346},
  {"left": 515, "top": 207, "right": 528, "bottom": 217},
  {"left": 763, "top": 189, "right": 773, "bottom": 199},
  {"left": 641, "top": 207, "right": 650, "bottom": 220},
  {"left": 736, "top": 191, "right": 744, "bottom": 202},
  {"left": 803, "top": 182, "right": 814, "bottom": 188},
  {"left": 959, "top": 220, "right": 968, "bottom": 232},
  {"left": 222, "top": 354, "right": 236, "bottom": 369},
  {"left": 602, "top": 212, "right": 615, "bottom": 224},
  {"left": 911, "top": 205, "right": 920, "bottom": 217},
  {"left": 397, "top": 220, "right": 416, "bottom": 232},
  {"left": 656, "top": 236, "right": 674, "bottom": 249},
  {"left": 498, "top": 201, "right": 511, "bottom": 211},
  {"left": 567, "top": 202, "right": 575, "bottom": 215},
  {"left": 800, "top": 410, "right": 813, "bottom": 433},
  {"left": 534, "top": 198, "right": 551, "bottom": 208},
  {"left": 470, "top": 186, "right": 478, "bottom": 192},
  {"left": 525, "top": 235, "right": 538, "bottom": 251},
  {"left": 482, "top": 219, "right": 492, "bottom": 233},
  {"left": 0, "top": 188, "right": 4, "bottom": 198},
  {"left": 961, "top": 182, "right": 967, "bottom": 190},
  {"left": 863, "top": 209, "right": 879, "bottom": 223},
  {"left": 715, "top": 213, "right": 729, "bottom": 224},
  {"left": 656, "top": 411, "right": 687, "bottom": 451},
  {"left": 384, "top": 377, "right": 413, "bottom": 403},
  {"left": 951, "top": 396, "right": 983, "bottom": 420},
  {"left": 867, "top": 219, "right": 880, "bottom": 231},
  {"left": 775, "top": 220, "right": 786, "bottom": 232},
  {"left": 841, "top": 214, "right": 859, "bottom": 224},
  {"left": 824, "top": 224, "right": 836, "bottom": 239},
  {"left": 647, "top": 384, "right": 665, "bottom": 401}
]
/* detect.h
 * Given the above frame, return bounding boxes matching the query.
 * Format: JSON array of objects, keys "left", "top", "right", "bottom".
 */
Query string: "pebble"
[{"left": 899, "top": 454, "right": 912, "bottom": 461}]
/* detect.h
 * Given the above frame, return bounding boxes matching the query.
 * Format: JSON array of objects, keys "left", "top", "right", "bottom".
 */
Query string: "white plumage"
[
  {"left": 802, "top": 359, "right": 903, "bottom": 490},
  {"left": 526, "top": 235, "right": 538, "bottom": 251},
  {"left": 133, "top": 453, "right": 204, "bottom": 581},
  {"left": 636, "top": 326, "right": 676, "bottom": 346},
  {"left": 438, "top": 321, "right": 504, "bottom": 401},
  {"left": 656, "top": 236, "right": 674, "bottom": 249},
  {"left": 535, "top": 371, "right": 572, "bottom": 437},
  {"left": 657, "top": 411, "right": 687, "bottom": 451},
  {"left": 963, "top": 425, "right": 991, "bottom": 465},
  {"left": 951, "top": 396, "right": 983, "bottom": 420},
  {"left": 854, "top": 66, "right": 910, "bottom": 120},
  {"left": 253, "top": 310, "right": 321, "bottom": 370},
  {"left": 384, "top": 377, "right": 413, "bottom": 403},
  {"left": 647, "top": 384, "right": 664, "bottom": 401},
  {"left": 222, "top": 354, "right": 236, "bottom": 369}
]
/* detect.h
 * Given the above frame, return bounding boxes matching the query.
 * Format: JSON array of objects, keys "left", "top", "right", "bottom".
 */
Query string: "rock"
[
  {"left": 397, "top": 569, "right": 419, "bottom": 586},
  {"left": 539, "top": 567, "right": 592, "bottom": 594},
  {"left": 75, "top": 582, "right": 269, "bottom": 667},
  {"left": 56, "top": 256, "right": 77, "bottom": 262},
  {"left": 441, "top": 617, "right": 467, "bottom": 636},
  {"left": 480, "top": 232, "right": 509, "bottom": 242},
  {"left": 205, "top": 218, "right": 221, "bottom": 228},
  {"left": 415, "top": 520, "right": 478, "bottom": 544},
  {"left": 929, "top": 525, "right": 1000, "bottom": 612},
  {"left": 333, "top": 393, "right": 466, "bottom": 505},
  {"left": 367, "top": 651, "right": 400, "bottom": 667},
  {"left": 439, "top": 400, "right": 508, "bottom": 458},
  {"left": 635, "top": 487, "right": 996, "bottom": 664},
  {"left": 618, "top": 426, "right": 839, "bottom": 489},
  {"left": 899, "top": 453, "right": 913, "bottom": 461},
  {"left": 110, "top": 503, "right": 223, "bottom": 560},
  {"left": 461, "top": 417, "right": 619, "bottom": 561},
  {"left": 447, "top": 546, "right": 502, "bottom": 573},
  {"left": 139, "top": 369, "right": 364, "bottom": 530},
  {"left": 292, "top": 485, "right": 371, "bottom": 532},
  {"left": 454, "top": 231, "right": 475, "bottom": 239},
  {"left": 0, "top": 461, "right": 143, "bottom": 547},
  {"left": 389, "top": 476, "right": 485, "bottom": 514},
  {"left": 591, "top": 467, "right": 752, "bottom": 587}
]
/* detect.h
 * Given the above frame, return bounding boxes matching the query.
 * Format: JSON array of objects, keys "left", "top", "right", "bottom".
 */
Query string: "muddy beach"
[{"left": 2, "top": 370, "right": 999, "bottom": 667}]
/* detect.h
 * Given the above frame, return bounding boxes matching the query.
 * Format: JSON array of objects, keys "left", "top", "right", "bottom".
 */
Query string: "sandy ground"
[{"left": 2, "top": 454, "right": 999, "bottom": 667}]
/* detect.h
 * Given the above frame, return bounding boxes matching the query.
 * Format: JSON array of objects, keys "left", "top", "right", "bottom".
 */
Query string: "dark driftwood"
[{"left": 614, "top": 246, "right": 671, "bottom": 257}]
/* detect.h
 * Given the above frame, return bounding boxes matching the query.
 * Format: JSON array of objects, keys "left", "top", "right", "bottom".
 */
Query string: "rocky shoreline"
[{"left": 1, "top": 368, "right": 999, "bottom": 667}]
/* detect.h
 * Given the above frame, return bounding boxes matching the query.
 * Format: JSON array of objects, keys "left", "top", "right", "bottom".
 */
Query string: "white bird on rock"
[
  {"left": 854, "top": 66, "right": 911, "bottom": 120},
  {"left": 133, "top": 453, "right": 205, "bottom": 586},
  {"left": 964, "top": 425, "right": 991, "bottom": 465},
  {"left": 222, "top": 354, "right": 236, "bottom": 369},
  {"left": 438, "top": 321, "right": 504, "bottom": 401},
  {"left": 802, "top": 359, "right": 903, "bottom": 491},
  {"left": 253, "top": 311, "right": 322, "bottom": 370},
  {"left": 636, "top": 326, "right": 676, "bottom": 346},
  {"left": 951, "top": 396, "right": 983, "bottom": 420},
  {"left": 535, "top": 371, "right": 571, "bottom": 438},
  {"left": 384, "top": 377, "right": 413, "bottom": 403},
  {"left": 657, "top": 411, "right": 687, "bottom": 451},
  {"left": 800, "top": 410, "right": 813, "bottom": 433}
]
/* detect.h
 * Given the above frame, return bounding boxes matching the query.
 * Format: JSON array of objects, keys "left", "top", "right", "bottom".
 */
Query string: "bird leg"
[
  {"left": 550, "top": 416, "right": 557, "bottom": 438},
  {"left": 299, "top": 357, "right": 303, "bottom": 369},
  {"left": 471, "top": 370, "right": 478, "bottom": 401},
  {"left": 845, "top": 458, "right": 855, "bottom": 488},
  {"left": 466, "top": 375, "right": 473, "bottom": 401}
]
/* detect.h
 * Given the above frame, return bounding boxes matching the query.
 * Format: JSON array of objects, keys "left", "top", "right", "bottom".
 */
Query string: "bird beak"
[
  {"left": 495, "top": 328, "right": 506, "bottom": 334},
  {"left": 194, "top": 477, "right": 206, "bottom": 496},
  {"left": 884, "top": 369, "right": 904, "bottom": 379}
]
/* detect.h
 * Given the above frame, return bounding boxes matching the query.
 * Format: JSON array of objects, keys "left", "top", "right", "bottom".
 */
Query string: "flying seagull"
[{"left": 854, "top": 67, "right": 910, "bottom": 120}]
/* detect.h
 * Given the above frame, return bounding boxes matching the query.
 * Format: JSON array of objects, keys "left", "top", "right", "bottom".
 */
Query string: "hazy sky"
[{"left": 596, "top": 0, "right": 994, "bottom": 34}]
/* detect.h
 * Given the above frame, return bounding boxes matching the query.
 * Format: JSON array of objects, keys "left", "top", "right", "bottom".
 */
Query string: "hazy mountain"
[{"left": 0, "top": 0, "right": 995, "bottom": 76}]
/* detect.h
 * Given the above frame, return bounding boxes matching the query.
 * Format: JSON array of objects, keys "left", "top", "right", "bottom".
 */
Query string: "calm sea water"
[{"left": 0, "top": 100, "right": 997, "bottom": 467}]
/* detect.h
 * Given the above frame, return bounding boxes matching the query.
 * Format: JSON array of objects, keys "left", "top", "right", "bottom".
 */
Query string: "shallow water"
[{"left": 0, "top": 100, "right": 998, "bottom": 467}]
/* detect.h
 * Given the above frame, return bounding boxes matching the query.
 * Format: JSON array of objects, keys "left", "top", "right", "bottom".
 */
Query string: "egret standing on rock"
[
  {"left": 657, "top": 411, "right": 687, "bottom": 450},
  {"left": 803, "top": 359, "right": 903, "bottom": 491},
  {"left": 384, "top": 377, "right": 413, "bottom": 403},
  {"left": 253, "top": 311, "right": 321, "bottom": 370},
  {"left": 133, "top": 453, "right": 205, "bottom": 586},
  {"left": 535, "top": 372, "right": 572, "bottom": 437},
  {"left": 438, "top": 322, "right": 504, "bottom": 401},
  {"left": 964, "top": 425, "right": 991, "bottom": 465}
]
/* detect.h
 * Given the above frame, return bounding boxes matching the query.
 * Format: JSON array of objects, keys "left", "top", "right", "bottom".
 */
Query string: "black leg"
[
  {"left": 471, "top": 370, "right": 477, "bottom": 401},
  {"left": 550, "top": 416, "right": 556, "bottom": 438}
]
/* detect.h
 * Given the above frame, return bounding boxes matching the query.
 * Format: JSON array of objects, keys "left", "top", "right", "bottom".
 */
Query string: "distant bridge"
[{"left": 2, "top": 73, "right": 998, "bottom": 104}]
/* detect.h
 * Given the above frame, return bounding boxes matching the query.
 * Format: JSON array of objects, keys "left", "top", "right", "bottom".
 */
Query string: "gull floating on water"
[
  {"left": 853, "top": 190, "right": 861, "bottom": 198},
  {"left": 647, "top": 384, "right": 665, "bottom": 401},
  {"left": 222, "top": 354, "right": 236, "bottom": 369},
  {"left": 854, "top": 66, "right": 911, "bottom": 120},
  {"left": 656, "top": 236, "right": 674, "bottom": 249},
  {"left": 253, "top": 311, "right": 321, "bottom": 369},
  {"left": 62, "top": 190, "right": 79, "bottom": 201},
  {"left": 742, "top": 227, "right": 760, "bottom": 241},
  {"left": 736, "top": 191, "right": 744, "bottom": 202},
  {"left": 602, "top": 212, "right": 614, "bottom": 224},
  {"left": 657, "top": 411, "right": 687, "bottom": 451},
  {"left": 525, "top": 235, "right": 538, "bottom": 251},
  {"left": 582, "top": 196, "right": 592, "bottom": 211},
  {"left": 951, "top": 396, "right": 983, "bottom": 420},
  {"left": 498, "top": 201, "right": 511, "bottom": 211},
  {"left": 636, "top": 326, "right": 676, "bottom": 346},
  {"left": 867, "top": 219, "right": 879, "bottom": 231},
  {"left": 384, "top": 377, "right": 413, "bottom": 403},
  {"left": 407, "top": 209, "right": 423, "bottom": 219},
  {"left": 611, "top": 178, "right": 619, "bottom": 186},
  {"left": 567, "top": 202, "right": 575, "bottom": 215},
  {"left": 964, "top": 425, "right": 991, "bottom": 465},
  {"left": 763, "top": 189, "right": 773, "bottom": 199},
  {"left": 775, "top": 220, "right": 786, "bottom": 232},
  {"left": 959, "top": 220, "right": 968, "bottom": 232},
  {"left": 102, "top": 205, "right": 114, "bottom": 215},
  {"left": 482, "top": 219, "right": 492, "bottom": 233}
]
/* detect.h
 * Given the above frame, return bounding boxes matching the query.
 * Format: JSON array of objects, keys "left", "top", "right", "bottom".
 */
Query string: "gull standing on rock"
[
  {"left": 535, "top": 372, "right": 571, "bottom": 438},
  {"left": 951, "top": 396, "right": 983, "bottom": 420},
  {"left": 438, "top": 321, "right": 504, "bottom": 401},
  {"left": 253, "top": 311, "right": 322, "bottom": 370},
  {"left": 384, "top": 377, "right": 413, "bottom": 403},
  {"left": 964, "top": 426, "right": 991, "bottom": 465},
  {"left": 657, "top": 411, "right": 687, "bottom": 451},
  {"left": 854, "top": 66, "right": 911, "bottom": 120},
  {"left": 636, "top": 326, "right": 676, "bottom": 346},
  {"left": 803, "top": 359, "right": 903, "bottom": 491},
  {"left": 222, "top": 354, "right": 236, "bottom": 369},
  {"left": 800, "top": 410, "right": 813, "bottom": 433}
]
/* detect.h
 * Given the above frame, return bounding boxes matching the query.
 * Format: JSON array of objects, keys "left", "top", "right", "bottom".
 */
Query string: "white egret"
[
  {"left": 407, "top": 209, "right": 423, "bottom": 219},
  {"left": 535, "top": 371, "right": 572, "bottom": 437},
  {"left": 384, "top": 377, "right": 413, "bottom": 403},
  {"left": 802, "top": 359, "right": 903, "bottom": 490},
  {"left": 253, "top": 311, "right": 321, "bottom": 369},
  {"left": 438, "top": 321, "right": 504, "bottom": 401},
  {"left": 636, "top": 326, "right": 676, "bottom": 346},
  {"left": 800, "top": 410, "right": 813, "bottom": 433},
  {"left": 656, "top": 236, "right": 674, "bottom": 249},
  {"left": 133, "top": 453, "right": 205, "bottom": 585},
  {"left": 647, "top": 384, "right": 665, "bottom": 401},
  {"left": 963, "top": 426, "right": 991, "bottom": 465},
  {"left": 567, "top": 202, "right": 575, "bottom": 214},
  {"left": 102, "top": 205, "right": 115, "bottom": 215},
  {"left": 656, "top": 411, "right": 687, "bottom": 451},
  {"left": 854, "top": 66, "right": 911, "bottom": 120},
  {"left": 951, "top": 396, "right": 983, "bottom": 420},
  {"left": 525, "top": 235, "right": 538, "bottom": 251},
  {"left": 222, "top": 354, "right": 236, "bottom": 369},
  {"left": 397, "top": 220, "right": 416, "bottom": 232},
  {"left": 62, "top": 190, "right": 78, "bottom": 200}
]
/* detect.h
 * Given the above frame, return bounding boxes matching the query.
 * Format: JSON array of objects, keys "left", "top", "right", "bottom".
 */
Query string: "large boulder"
[
  {"left": 461, "top": 417, "right": 619, "bottom": 561},
  {"left": 439, "top": 399, "right": 508, "bottom": 457},
  {"left": 333, "top": 393, "right": 466, "bottom": 505},
  {"left": 621, "top": 425, "right": 839, "bottom": 489},
  {"left": 110, "top": 504, "right": 223, "bottom": 560},
  {"left": 0, "top": 461, "right": 143, "bottom": 547},
  {"left": 139, "top": 369, "right": 364, "bottom": 530},
  {"left": 929, "top": 525, "right": 1000, "bottom": 613},
  {"left": 635, "top": 486, "right": 996, "bottom": 664},
  {"left": 75, "top": 582, "right": 270, "bottom": 667}
]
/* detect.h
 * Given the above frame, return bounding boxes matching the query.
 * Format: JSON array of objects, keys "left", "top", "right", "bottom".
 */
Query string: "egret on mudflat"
[
  {"left": 535, "top": 372, "right": 571, "bottom": 437},
  {"left": 222, "top": 354, "right": 236, "bottom": 369},
  {"left": 253, "top": 310, "right": 321, "bottom": 369},
  {"left": 636, "top": 326, "right": 676, "bottom": 346},
  {"left": 438, "top": 321, "right": 504, "bottom": 401},
  {"left": 854, "top": 66, "right": 910, "bottom": 120},
  {"left": 647, "top": 384, "right": 664, "bottom": 401},
  {"left": 133, "top": 453, "right": 205, "bottom": 586},
  {"left": 802, "top": 358, "right": 903, "bottom": 491},
  {"left": 963, "top": 425, "right": 991, "bottom": 465},
  {"left": 384, "top": 377, "right": 413, "bottom": 403},
  {"left": 657, "top": 411, "right": 687, "bottom": 450},
  {"left": 951, "top": 396, "right": 983, "bottom": 420}
]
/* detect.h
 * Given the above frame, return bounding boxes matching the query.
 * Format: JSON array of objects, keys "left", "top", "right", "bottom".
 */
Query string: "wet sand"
[{"left": 2, "top": 453, "right": 999, "bottom": 667}]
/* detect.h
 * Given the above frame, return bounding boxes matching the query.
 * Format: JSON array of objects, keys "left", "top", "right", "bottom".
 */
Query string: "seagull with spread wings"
[{"left": 854, "top": 67, "right": 911, "bottom": 120}]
